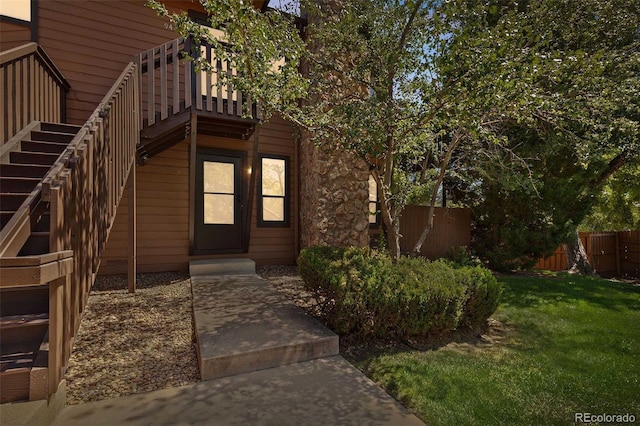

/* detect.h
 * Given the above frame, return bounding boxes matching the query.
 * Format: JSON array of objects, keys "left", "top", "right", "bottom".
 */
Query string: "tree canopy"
[{"left": 149, "top": 0, "right": 640, "bottom": 265}]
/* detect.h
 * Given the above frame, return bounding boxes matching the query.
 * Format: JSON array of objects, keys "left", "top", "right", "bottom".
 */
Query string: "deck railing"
[
  {"left": 135, "top": 37, "right": 261, "bottom": 130},
  {"left": 0, "top": 62, "right": 139, "bottom": 397},
  {"left": 0, "top": 43, "right": 70, "bottom": 146}
]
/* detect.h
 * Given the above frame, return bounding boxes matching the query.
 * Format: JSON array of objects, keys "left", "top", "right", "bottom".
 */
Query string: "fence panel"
[
  {"left": 619, "top": 230, "right": 640, "bottom": 277},
  {"left": 535, "top": 231, "right": 639, "bottom": 277},
  {"left": 397, "top": 206, "right": 471, "bottom": 259}
]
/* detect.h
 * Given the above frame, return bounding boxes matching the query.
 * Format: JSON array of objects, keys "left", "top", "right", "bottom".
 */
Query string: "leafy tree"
[
  {"left": 580, "top": 164, "right": 640, "bottom": 232},
  {"left": 146, "top": 0, "right": 308, "bottom": 122},
  {"left": 454, "top": 0, "right": 640, "bottom": 271},
  {"left": 150, "top": 0, "right": 639, "bottom": 267}
]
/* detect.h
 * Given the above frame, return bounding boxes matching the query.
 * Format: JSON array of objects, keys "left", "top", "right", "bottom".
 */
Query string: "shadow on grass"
[{"left": 498, "top": 272, "right": 640, "bottom": 312}]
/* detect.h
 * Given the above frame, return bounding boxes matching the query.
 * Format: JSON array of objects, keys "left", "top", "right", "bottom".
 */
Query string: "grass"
[{"left": 354, "top": 273, "right": 640, "bottom": 425}]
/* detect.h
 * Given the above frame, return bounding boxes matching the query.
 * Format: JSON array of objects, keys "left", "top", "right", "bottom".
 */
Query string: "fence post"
[{"left": 615, "top": 232, "right": 622, "bottom": 276}]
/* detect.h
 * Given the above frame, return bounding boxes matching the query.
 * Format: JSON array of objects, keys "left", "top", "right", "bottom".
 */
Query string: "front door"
[{"left": 194, "top": 149, "right": 245, "bottom": 253}]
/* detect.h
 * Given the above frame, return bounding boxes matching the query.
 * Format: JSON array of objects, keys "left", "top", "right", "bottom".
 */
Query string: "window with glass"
[
  {"left": 258, "top": 155, "right": 289, "bottom": 226},
  {"left": 369, "top": 175, "right": 380, "bottom": 225}
]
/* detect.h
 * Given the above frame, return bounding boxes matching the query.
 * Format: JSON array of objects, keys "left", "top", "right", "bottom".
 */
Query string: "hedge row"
[{"left": 297, "top": 246, "right": 502, "bottom": 339}]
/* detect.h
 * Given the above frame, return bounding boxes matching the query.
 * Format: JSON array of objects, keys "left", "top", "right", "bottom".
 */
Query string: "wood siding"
[
  {"left": 99, "top": 116, "right": 298, "bottom": 274},
  {"left": 0, "top": 19, "right": 30, "bottom": 52},
  {"left": 36, "top": 0, "right": 204, "bottom": 125}
]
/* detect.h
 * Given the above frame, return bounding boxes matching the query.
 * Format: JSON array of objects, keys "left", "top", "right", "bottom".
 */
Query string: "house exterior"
[
  {"left": 0, "top": 0, "right": 371, "bottom": 408},
  {"left": 0, "top": 0, "right": 471, "bottom": 410}
]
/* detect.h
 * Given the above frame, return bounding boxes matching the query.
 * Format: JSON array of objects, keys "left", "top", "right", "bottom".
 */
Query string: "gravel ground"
[
  {"left": 257, "top": 265, "right": 324, "bottom": 319},
  {"left": 64, "top": 272, "right": 199, "bottom": 405},
  {"left": 65, "top": 266, "right": 325, "bottom": 405}
]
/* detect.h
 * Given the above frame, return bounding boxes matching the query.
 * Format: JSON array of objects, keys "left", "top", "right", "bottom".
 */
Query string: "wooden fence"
[
  {"left": 396, "top": 206, "right": 471, "bottom": 259},
  {"left": 534, "top": 231, "right": 640, "bottom": 277},
  {"left": 0, "top": 43, "right": 69, "bottom": 146}
]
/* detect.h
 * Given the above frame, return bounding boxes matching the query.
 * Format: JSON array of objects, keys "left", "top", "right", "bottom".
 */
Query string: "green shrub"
[
  {"left": 297, "top": 247, "right": 502, "bottom": 340},
  {"left": 456, "top": 266, "right": 503, "bottom": 330}
]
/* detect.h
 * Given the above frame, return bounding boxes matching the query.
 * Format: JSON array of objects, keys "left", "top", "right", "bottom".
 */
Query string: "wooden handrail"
[
  {"left": 0, "top": 61, "right": 139, "bottom": 401},
  {"left": 0, "top": 43, "right": 70, "bottom": 145},
  {"left": 136, "top": 37, "right": 262, "bottom": 130},
  {"left": 0, "top": 43, "right": 70, "bottom": 90}
]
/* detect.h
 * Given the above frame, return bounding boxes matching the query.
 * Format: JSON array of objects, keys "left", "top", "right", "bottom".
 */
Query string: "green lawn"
[{"left": 356, "top": 273, "right": 640, "bottom": 425}]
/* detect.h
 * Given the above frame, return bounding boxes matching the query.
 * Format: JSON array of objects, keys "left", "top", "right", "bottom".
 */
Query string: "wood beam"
[
  {"left": 127, "top": 163, "right": 137, "bottom": 293},
  {"left": 188, "top": 113, "right": 197, "bottom": 251}
]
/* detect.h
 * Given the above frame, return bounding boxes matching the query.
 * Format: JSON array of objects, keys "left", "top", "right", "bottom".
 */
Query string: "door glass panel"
[
  {"left": 204, "top": 194, "right": 234, "bottom": 224},
  {"left": 203, "top": 160, "right": 235, "bottom": 224},
  {"left": 263, "top": 197, "right": 284, "bottom": 221},
  {"left": 262, "top": 158, "right": 285, "bottom": 196},
  {"left": 204, "top": 162, "right": 234, "bottom": 193}
]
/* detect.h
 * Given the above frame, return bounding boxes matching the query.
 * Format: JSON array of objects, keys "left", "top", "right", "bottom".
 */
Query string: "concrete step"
[
  {"left": 53, "top": 356, "right": 424, "bottom": 426},
  {"left": 189, "top": 258, "right": 256, "bottom": 276},
  {"left": 191, "top": 273, "right": 339, "bottom": 381}
]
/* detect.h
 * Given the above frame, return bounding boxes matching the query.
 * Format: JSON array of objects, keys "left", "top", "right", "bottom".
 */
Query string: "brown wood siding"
[
  {"left": 99, "top": 116, "right": 298, "bottom": 274},
  {"left": 0, "top": 20, "right": 30, "bottom": 51},
  {"left": 36, "top": 0, "right": 204, "bottom": 125}
]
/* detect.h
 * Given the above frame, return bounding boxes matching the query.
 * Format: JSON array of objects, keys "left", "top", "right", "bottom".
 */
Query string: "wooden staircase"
[
  {"left": 1, "top": 43, "right": 140, "bottom": 405},
  {"left": 0, "top": 35, "right": 262, "bottom": 406},
  {"left": 0, "top": 123, "right": 82, "bottom": 403}
]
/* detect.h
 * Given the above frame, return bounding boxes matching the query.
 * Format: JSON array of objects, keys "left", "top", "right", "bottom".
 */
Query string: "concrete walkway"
[
  {"left": 55, "top": 356, "right": 424, "bottom": 425},
  {"left": 55, "top": 260, "right": 424, "bottom": 425}
]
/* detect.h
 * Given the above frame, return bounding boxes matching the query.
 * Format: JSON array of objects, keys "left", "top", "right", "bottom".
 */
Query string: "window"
[
  {"left": 258, "top": 155, "right": 289, "bottom": 226},
  {"left": 0, "top": 0, "right": 30, "bottom": 22},
  {"left": 369, "top": 175, "right": 380, "bottom": 225}
]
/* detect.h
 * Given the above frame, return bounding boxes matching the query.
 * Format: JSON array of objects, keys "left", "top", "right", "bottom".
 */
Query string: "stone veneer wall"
[
  {"left": 298, "top": 0, "right": 370, "bottom": 249},
  {"left": 299, "top": 135, "right": 370, "bottom": 248}
]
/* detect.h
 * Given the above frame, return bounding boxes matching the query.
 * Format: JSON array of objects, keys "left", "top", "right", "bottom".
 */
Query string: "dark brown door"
[{"left": 194, "top": 150, "right": 244, "bottom": 253}]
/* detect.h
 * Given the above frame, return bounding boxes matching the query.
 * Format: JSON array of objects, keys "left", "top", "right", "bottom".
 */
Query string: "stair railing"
[
  {"left": 136, "top": 37, "right": 262, "bottom": 131},
  {"left": 0, "top": 61, "right": 140, "bottom": 399},
  {"left": 42, "top": 62, "right": 140, "bottom": 393},
  {"left": 0, "top": 43, "right": 70, "bottom": 146}
]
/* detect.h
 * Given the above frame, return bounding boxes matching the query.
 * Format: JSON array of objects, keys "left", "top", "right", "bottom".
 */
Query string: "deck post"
[
  {"left": 244, "top": 125, "right": 260, "bottom": 250},
  {"left": 189, "top": 113, "right": 197, "bottom": 250},
  {"left": 615, "top": 231, "right": 621, "bottom": 276},
  {"left": 128, "top": 163, "right": 137, "bottom": 293}
]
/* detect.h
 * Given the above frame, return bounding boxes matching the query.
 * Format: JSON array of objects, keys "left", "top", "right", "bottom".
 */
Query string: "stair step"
[
  {"left": 0, "top": 313, "right": 49, "bottom": 331},
  {"left": 0, "top": 211, "right": 14, "bottom": 228},
  {"left": 10, "top": 152, "right": 60, "bottom": 166},
  {"left": 0, "top": 164, "right": 50, "bottom": 178},
  {"left": 0, "top": 177, "right": 41, "bottom": 193},
  {"left": 18, "top": 232, "right": 49, "bottom": 256},
  {"left": 0, "top": 366, "right": 31, "bottom": 403},
  {"left": 21, "top": 140, "right": 68, "bottom": 154},
  {"left": 40, "top": 122, "right": 82, "bottom": 134},
  {"left": 29, "top": 130, "right": 76, "bottom": 143},
  {"left": 33, "top": 212, "right": 50, "bottom": 232},
  {"left": 191, "top": 274, "right": 339, "bottom": 381},
  {"left": 0, "top": 285, "right": 49, "bottom": 316},
  {"left": 0, "top": 313, "right": 48, "bottom": 356},
  {"left": 0, "top": 193, "right": 29, "bottom": 210}
]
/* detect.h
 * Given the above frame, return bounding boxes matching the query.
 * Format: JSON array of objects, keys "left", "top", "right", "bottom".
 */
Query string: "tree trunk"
[
  {"left": 387, "top": 218, "right": 401, "bottom": 259},
  {"left": 564, "top": 229, "right": 595, "bottom": 275}
]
